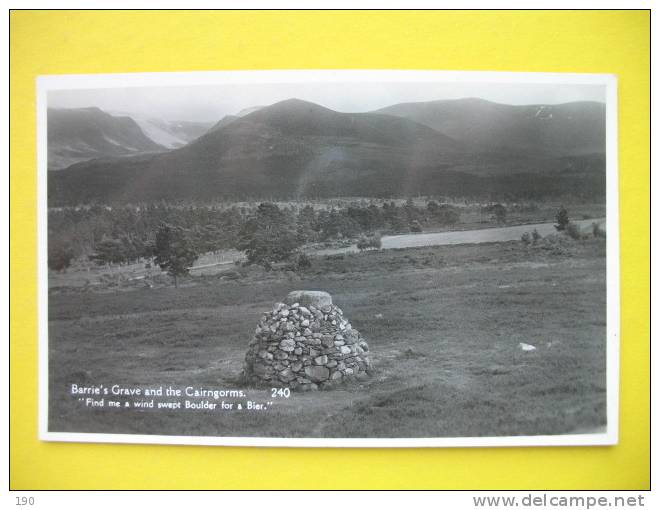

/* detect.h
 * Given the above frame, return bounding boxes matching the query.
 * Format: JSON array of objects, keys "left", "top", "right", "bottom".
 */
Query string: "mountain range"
[{"left": 47, "top": 98, "right": 607, "bottom": 205}]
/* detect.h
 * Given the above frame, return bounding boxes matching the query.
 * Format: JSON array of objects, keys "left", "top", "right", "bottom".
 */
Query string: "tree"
[
  {"left": 491, "top": 203, "right": 507, "bottom": 224},
  {"left": 236, "top": 203, "right": 302, "bottom": 267},
  {"left": 153, "top": 223, "right": 199, "bottom": 287},
  {"left": 554, "top": 206, "right": 570, "bottom": 231},
  {"left": 89, "top": 236, "right": 126, "bottom": 265},
  {"left": 296, "top": 205, "right": 317, "bottom": 244},
  {"left": 48, "top": 241, "right": 74, "bottom": 272},
  {"left": 428, "top": 202, "right": 460, "bottom": 225}
]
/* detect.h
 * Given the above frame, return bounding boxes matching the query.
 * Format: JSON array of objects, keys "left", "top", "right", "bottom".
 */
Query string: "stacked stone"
[{"left": 243, "top": 291, "right": 371, "bottom": 391}]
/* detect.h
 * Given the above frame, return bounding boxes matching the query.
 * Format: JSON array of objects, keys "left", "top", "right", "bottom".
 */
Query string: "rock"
[
  {"left": 519, "top": 342, "right": 537, "bottom": 352},
  {"left": 314, "top": 355, "right": 328, "bottom": 365},
  {"left": 326, "top": 360, "right": 338, "bottom": 368},
  {"left": 298, "top": 306, "right": 311, "bottom": 316},
  {"left": 340, "top": 345, "right": 352, "bottom": 355},
  {"left": 279, "top": 339, "right": 296, "bottom": 352},
  {"left": 301, "top": 319, "right": 310, "bottom": 327},
  {"left": 280, "top": 309, "right": 290, "bottom": 318},
  {"left": 304, "top": 365, "right": 330, "bottom": 382},
  {"left": 321, "top": 335, "right": 335, "bottom": 348},
  {"left": 285, "top": 291, "right": 332, "bottom": 309},
  {"left": 278, "top": 368, "right": 296, "bottom": 382},
  {"left": 330, "top": 371, "right": 343, "bottom": 380}
]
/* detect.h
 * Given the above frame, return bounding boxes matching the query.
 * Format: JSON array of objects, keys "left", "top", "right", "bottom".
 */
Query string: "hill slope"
[
  {"left": 47, "top": 107, "right": 167, "bottom": 170},
  {"left": 377, "top": 98, "right": 606, "bottom": 156}
]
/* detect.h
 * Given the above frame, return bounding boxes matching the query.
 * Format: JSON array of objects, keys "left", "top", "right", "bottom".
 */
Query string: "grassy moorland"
[{"left": 48, "top": 237, "right": 607, "bottom": 438}]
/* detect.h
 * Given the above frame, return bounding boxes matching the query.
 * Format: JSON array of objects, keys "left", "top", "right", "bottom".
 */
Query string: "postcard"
[{"left": 38, "top": 70, "right": 619, "bottom": 447}]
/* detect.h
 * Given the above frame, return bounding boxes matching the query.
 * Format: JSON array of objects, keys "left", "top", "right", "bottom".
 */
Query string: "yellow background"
[{"left": 10, "top": 10, "right": 650, "bottom": 489}]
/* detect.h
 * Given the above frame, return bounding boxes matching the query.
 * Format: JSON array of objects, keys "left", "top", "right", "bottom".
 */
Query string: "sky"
[{"left": 48, "top": 81, "right": 606, "bottom": 123}]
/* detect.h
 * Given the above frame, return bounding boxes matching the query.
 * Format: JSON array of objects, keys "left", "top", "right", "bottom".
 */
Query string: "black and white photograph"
[{"left": 38, "top": 70, "right": 618, "bottom": 447}]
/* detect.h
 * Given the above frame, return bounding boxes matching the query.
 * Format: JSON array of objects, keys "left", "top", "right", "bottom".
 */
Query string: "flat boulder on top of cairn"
[{"left": 242, "top": 291, "right": 372, "bottom": 391}]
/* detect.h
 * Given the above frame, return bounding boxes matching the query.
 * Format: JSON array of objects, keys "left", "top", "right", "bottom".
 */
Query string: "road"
[{"left": 315, "top": 218, "right": 606, "bottom": 255}]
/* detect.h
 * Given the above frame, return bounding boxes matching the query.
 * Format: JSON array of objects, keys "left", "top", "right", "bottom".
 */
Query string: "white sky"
[{"left": 48, "top": 81, "right": 606, "bottom": 123}]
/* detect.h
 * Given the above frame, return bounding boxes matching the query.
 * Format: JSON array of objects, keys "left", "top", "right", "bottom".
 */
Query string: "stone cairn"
[{"left": 242, "top": 291, "right": 372, "bottom": 391}]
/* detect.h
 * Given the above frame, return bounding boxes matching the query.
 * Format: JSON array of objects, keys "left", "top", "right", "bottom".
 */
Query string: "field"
[{"left": 48, "top": 237, "right": 607, "bottom": 438}]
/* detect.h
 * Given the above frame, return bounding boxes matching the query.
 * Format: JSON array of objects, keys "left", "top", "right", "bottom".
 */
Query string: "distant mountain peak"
[
  {"left": 235, "top": 105, "right": 264, "bottom": 117},
  {"left": 248, "top": 98, "right": 335, "bottom": 117},
  {"left": 47, "top": 106, "right": 167, "bottom": 170}
]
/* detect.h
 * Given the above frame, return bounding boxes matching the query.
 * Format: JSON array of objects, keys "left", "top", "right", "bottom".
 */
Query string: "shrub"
[
  {"left": 535, "top": 233, "right": 573, "bottom": 256},
  {"left": 48, "top": 243, "right": 75, "bottom": 272},
  {"left": 592, "top": 222, "right": 606, "bottom": 239},
  {"left": 294, "top": 252, "right": 312, "bottom": 270},
  {"left": 531, "top": 229, "right": 541, "bottom": 243},
  {"left": 554, "top": 206, "right": 570, "bottom": 231},
  {"left": 566, "top": 222, "right": 582, "bottom": 240},
  {"left": 357, "top": 233, "right": 382, "bottom": 251},
  {"left": 521, "top": 232, "right": 531, "bottom": 245}
]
